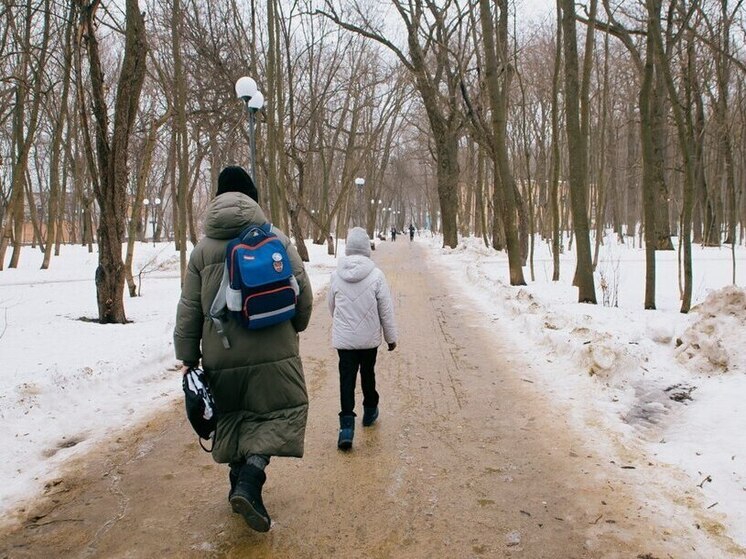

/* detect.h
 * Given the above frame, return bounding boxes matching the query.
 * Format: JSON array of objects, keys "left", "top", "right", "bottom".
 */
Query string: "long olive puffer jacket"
[{"left": 174, "top": 192, "right": 313, "bottom": 462}]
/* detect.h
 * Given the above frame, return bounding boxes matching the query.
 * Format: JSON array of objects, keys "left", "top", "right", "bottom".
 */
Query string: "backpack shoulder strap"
[{"left": 209, "top": 262, "right": 232, "bottom": 349}]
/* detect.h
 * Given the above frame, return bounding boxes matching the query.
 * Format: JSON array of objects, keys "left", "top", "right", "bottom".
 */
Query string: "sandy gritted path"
[{"left": 0, "top": 239, "right": 733, "bottom": 558}]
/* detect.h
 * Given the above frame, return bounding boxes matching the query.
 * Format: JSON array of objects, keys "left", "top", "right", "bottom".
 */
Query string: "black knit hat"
[{"left": 216, "top": 165, "right": 258, "bottom": 202}]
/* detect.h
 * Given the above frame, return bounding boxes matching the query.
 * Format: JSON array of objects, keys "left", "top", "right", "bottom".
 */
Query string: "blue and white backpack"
[{"left": 210, "top": 223, "right": 299, "bottom": 348}]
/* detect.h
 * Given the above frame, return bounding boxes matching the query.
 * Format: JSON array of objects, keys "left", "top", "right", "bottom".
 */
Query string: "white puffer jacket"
[{"left": 328, "top": 255, "right": 398, "bottom": 350}]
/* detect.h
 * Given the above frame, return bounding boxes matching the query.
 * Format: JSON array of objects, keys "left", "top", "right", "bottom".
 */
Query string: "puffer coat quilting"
[
  {"left": 174, "top": 192, "right": 313, "bottom": 462},
  {"left": 327, "top": 254, "right": 397, "bottom": 350}
]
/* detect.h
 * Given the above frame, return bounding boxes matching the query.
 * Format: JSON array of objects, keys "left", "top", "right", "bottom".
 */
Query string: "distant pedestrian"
[
  {"left": 390, "top": 227, "right": 397, "bottom": 242},
  {"left": 328, "top": 227, "right": 398, "bottom": 450},
  {"left": 408, "top": 224, "right": 415, "bottom": 241}
]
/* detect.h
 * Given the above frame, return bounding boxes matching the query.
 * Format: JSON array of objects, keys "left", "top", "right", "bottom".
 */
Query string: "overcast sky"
[{"left": 515, "top": 0, "right": 556, "bottom": 21}]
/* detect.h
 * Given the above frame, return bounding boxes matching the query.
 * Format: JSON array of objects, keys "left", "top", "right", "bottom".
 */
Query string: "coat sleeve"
[
  {"left": 327, "top": 274, "right": 336, "bottom": 316},
  {"left": 375, "top": 270, "right": 398, "bottom": 344},
  {"left": 286, "top": 240, "right": 313, "bottom": 333},
  {"left": 174, "top": 250, "right": 204, "bottom": 366}
]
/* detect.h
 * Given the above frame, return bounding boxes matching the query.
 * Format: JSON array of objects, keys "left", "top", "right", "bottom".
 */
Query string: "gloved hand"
[{"left": 387, "top": 342, "right": 397, "bottom": 351}]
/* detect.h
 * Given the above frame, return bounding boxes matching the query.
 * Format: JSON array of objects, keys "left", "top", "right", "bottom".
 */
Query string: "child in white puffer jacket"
[{"left": 328, "top": 227, "right": 398, "bottom": 450}]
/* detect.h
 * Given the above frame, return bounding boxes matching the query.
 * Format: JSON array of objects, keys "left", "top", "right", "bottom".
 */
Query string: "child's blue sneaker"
[{"left": 362, "top": 406, "right": 379, "bottom": 427}]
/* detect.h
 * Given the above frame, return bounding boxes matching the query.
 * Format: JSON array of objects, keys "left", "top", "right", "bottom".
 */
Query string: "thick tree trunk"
[
  {"left": 717, "top": 1, "right": 737, "bottom": 246},
  {"left": 652, "top": 70, "right": 674, "bottom": 250},
  {"left": 434, "top": 136, "right": 460, "bottom": 249},
  {"left": 560, "top": 0, "right": 596, "bottom": 303},
  {"left": 79, "top": 0, "right": 148, "bottom": 323},
  {"left": 646, "top": 0, "right": 694, "bottom": 312},
  {"left": 478, "top": 0, "right": 526, "bottom": 285}
]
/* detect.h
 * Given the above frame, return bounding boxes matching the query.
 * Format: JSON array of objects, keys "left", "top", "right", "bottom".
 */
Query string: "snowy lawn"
[
  {"left": 0, "top": 240, "right": 338, "bottom": 519},
  {"left": 426, "top": 233, "right": 746, "bottom": 548}
]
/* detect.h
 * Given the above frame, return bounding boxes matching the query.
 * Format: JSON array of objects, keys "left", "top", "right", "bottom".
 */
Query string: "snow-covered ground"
[
  {"left": 426, "top": 232, "right": 746, "bottom": 548},
  {"left": 2, "top": 232, "right": 745, "bottom": 550}
]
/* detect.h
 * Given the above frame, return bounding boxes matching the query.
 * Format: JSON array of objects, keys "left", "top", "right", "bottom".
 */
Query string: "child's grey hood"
[{"left": 336, "top": 255, "right": 375, "bottom": 283}]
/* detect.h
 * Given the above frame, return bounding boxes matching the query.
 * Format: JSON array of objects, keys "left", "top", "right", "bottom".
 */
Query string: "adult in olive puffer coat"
[{"left": 174, "top": 166, "right": 313, "bottom": 532}]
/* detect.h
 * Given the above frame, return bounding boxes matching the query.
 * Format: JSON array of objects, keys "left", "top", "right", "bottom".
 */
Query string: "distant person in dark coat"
[{"left": 409, "top": 224, "right": 415, "bottom": 241}]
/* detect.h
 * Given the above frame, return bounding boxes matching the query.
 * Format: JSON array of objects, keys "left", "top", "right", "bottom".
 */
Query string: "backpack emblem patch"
[{"left": 272, "top": 252, "right": 284, "bottom": 272}]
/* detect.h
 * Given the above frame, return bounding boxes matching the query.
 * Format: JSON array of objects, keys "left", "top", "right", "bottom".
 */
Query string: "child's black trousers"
[{"left": 337, "top": 348, "right": 379, "bottom": 417}]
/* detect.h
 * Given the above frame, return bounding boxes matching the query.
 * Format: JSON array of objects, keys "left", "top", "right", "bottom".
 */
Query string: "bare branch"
[{"left": 314, "top": 3, "right": 415, "bottom": 72}]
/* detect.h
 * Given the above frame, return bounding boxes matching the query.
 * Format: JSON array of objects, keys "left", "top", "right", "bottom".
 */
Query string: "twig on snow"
[{"left": 698, "top": 475, "right": 712, "bottom": 488}]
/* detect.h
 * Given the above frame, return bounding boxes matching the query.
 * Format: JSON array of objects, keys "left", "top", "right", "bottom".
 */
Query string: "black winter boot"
[
  {"left": 229, "top": 464, "right": 271, "bottom": 532},
  {"left": 228, "top": 463, "right": 241, "bottom": 511},
  {"left": 337, "top": 415, "right": 355, "bottom": 450}
]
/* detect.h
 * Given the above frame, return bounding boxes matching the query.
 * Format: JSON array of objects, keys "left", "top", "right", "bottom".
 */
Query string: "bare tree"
[
  {"left": 75, "top": 0, "right": 148, "bottom": 323},
  {"left": 0, "top": 0, "right": 51, "bottom": 270},
  {"left": 645, "top": 0, "right": 698, "bottom": 312},
  {"left": 42, "top": 3, "right": 76, "bottom": 270},
  {"left": 560, "top": 0, "right": 597, "bottom": 303},
  {"left": 475, "top": 0, "right": 525, "bottom": 285}
]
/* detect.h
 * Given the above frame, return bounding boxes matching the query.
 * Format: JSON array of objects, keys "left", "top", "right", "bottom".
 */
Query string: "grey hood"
[{"left": 337, "top": 254, "right": 376, "bottom": 283}]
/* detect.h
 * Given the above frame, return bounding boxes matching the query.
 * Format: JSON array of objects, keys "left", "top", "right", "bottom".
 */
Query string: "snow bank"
[{"left": 675, "top": 286, "right": 746, "bottom": 374}]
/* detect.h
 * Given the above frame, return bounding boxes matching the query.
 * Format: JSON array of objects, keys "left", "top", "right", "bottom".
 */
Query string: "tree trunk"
[
  {"left": 42, "top": 3, "right": 75, "bottom": 269},
  {"left": 478, "top": 0, "right": 526, "bottom": 285},
  {"left": 266, "top": 0, "right": 282, "bottom": 226},
  {"left": 640, "top": 24, "right": 658, "bottom": 309},
  {"left": 125, "top": 115, "right": 166, "bottom": 296},
  {"left": 550, "top": 1, "right": 562, "bottom": 281},
  {"left": 560, "top": 0, "right": 596, "bottom": 303},
  {"left": 717, "top": 0, "right": 737, "bottom": 246},
  {"left": 646, "top": 0, "right": 694, "bottom": 312},
  {"left": 78, "top": 0, "right": 148, "bottom": 323},
  {"left": 592, "top": 33, "right": 610, "bottom": 272},
  {"left": 172, "top": 0, "right": 189, "bottom": 285},
  {"left": 476, "top": 147, "right": 489, "bottom": 247},
  {"left": 652, "top": 69, "right": 674, "bottom": 250},
  {"left": 625, "top": 102, "right": 638, "bottom": 240}
]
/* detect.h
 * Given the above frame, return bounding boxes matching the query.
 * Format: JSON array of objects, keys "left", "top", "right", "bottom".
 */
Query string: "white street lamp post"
[{"left": 235, "top": 77, "right": 265, "bottom": 185}]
